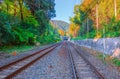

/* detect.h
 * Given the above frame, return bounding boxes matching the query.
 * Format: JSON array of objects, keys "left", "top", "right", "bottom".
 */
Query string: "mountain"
[{"left": 50, "top": 20, "right": 69, "bottom": 31}]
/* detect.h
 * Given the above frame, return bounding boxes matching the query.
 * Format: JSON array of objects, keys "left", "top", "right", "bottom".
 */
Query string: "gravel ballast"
[
  {"left": 75, "top": 45, "right": 120, "bottom": 79},
  {"left": 13, "top": 45, "right": 73, "bottom": 79},
  {"left": 69, "top": 45, "right": 99, "bottom": 79},
  {"left": 1, "top": 42, "right": 120, "bottom": 79},
  {"left": 0, "top": 44, "right": 53, "bottom": 67}
]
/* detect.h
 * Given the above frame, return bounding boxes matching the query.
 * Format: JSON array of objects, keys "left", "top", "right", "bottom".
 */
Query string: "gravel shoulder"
[
  {"left": 75, "top": 45, "right": 120, "bottom": 79},
  {"left": 0, "top": 44, "right": 52, "bottom": 67}
]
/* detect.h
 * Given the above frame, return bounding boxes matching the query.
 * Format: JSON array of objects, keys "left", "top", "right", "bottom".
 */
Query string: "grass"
[
  {"left": 81, "top": 46, "right": 120, "bottom": 67},
  {"left": 111, "top": 58, "right": 120, "bottom": 66},
  {"left": 96, "top": 52, "right": 120, "bottom": 67},
  {"left": 96, "top": 53, "right": 109, "bottom": 64},
  {"left": 0, "top": 45, "right": 35, "bottom": 54}
]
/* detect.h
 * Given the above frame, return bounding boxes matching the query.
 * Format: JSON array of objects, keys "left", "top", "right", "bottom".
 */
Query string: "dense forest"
[
  {"left": 0, "top": 0, "right": 60, "bottom": 46},
  {"left": 1, "top": 0, "right": 120, "bottom": 46},
  {"left": 69, "top": 0, "right": 120, "bottom": 39}
]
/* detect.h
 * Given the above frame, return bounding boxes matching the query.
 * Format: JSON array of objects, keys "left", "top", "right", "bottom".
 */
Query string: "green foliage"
[
  {"left": 23, "top": 15, "right": 39, "bottom": 27},
  {"left": 70, "top": 0, "right": 120, "bottom": 39},
  {"left": 0, "top": 11, "right": 35, "bottom": 45},
  {"left": 12, "top": 27, "right": 35, "bottom": 45},
  {"left": 38, "top": 24, "right": 60, "bottom": 44},
  {"left": 95, "top": 51, "right": 120, "bottom": 66},
  {"left": 0, "top": 45, "right": 35, "bottom": 54},
  {"left": 88, "top": 30, "right": 96, "bottom": 38},
  {"left": 72, "top": 37, "right": 83, "bottom": 40},
  {"left": 100, "top": 18, "right": 120, "bottom": 37},
  {"left": 0, "top": 0, "right": 59, "bottom": 46},
  {"left": 0, "top": 11, "right": 14, "bottom": 45},
  {"left": 112, "top": 58, "right": 120, "bottom": 66}
]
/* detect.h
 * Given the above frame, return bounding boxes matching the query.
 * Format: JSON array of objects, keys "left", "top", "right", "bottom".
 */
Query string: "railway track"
[
  {"left": 0, "top": 43, "right": 61, "bottom": 79},
  {"left": 67, "top": 42, "right": 104, "bottom": 79},
  {"left": 65, "top": 42, "right": 78, "bottom": 79}
]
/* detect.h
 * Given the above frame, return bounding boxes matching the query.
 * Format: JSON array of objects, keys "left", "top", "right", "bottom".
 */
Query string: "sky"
[{"left": 52, "top": 0, "right": 81, "bottom": 23}]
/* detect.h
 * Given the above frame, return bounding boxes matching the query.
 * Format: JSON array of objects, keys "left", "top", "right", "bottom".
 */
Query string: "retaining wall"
[{"left": 74, "top": 37, "right": 120, "bottom": 58}]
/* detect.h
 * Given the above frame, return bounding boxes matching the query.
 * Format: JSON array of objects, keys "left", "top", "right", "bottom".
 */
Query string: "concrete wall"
[{"left": 74, "top": 37, "right": 120, "bottom": 58}]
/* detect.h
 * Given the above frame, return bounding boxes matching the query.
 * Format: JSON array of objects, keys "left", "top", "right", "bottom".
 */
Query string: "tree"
[
  {"left": 18, "top": 0, "right": 24, "bottom": 21},
  {"left": 0, "top": 0, "right": 58, "bottom": 45},
  {"left": 70, "top": 0, "right": 120, "bottom": 39},
  {"left": 69, "top": 23, "right": 80, "bottom": 37}
]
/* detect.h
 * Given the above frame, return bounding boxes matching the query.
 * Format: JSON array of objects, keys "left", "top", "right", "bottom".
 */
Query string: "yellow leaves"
[
  {"left": 80, "top": 0, "right": 93, "bottom": 12},
  {"left": 58, "top": 29, "right": 65, "bottom": 36},
  {"left": 79, "top": 0, "right": 120, "bottom": 31},
  {"left": 69, "top": 23, "right": 80, "bottom": 37},
  {"left": 93, "top": 32, "right": 101, "bottom": 42},
  {"left": 94, "top": 32, "right": 101, "bottom": 39},
  {"left": 74, "top": 5, "right": 80, "bottom": 14},
  {"left": 65, "top": 31, "right": 69, "bottom": 36}
]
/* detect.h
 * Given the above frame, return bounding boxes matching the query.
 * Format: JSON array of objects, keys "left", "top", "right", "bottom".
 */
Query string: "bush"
[
  {"left": 101, "top": 18, "right": 120, "bottom": 37},
  {"left": 0, "top": 12, "right": 15, "bottom": 45},
  {"left": 0, "top": 12, "right": 36, "bottom": 45},
  {"left": 12, "top": 27, "right": 35, "bottom": 45}
]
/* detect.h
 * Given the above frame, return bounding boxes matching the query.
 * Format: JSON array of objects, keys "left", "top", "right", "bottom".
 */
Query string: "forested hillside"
[
  {"left": 0, "top": 0, "right": 60, "bottom": 46},
  {"left": 69, "top": 0, "right": 120, "bottom": 39},
  {"left": 51, "top": 20, "right": 69, "bottom": 36},
  {"left": 51, "top": 20, "right": 69, "bottom": 31}
]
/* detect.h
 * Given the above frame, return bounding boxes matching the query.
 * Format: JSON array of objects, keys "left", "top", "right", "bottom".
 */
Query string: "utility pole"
[
  {"left": 114, "top": 0, "right": 117, "bottom": 17},
  {"left": 103, "top": 28, "right": 106, "bottom": 60},
  {"left": 87, "top": 18, "right": 89, "bottom": 38},
  {"left": 18, "top": 0, "right": 24, "bottom": 22},
  {"left": 96, "top": 3, "right": 99, "bottom": 35}
]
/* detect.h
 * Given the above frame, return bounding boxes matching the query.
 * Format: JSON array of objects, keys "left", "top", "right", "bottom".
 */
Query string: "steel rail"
[
  {"left": 4, "top": 44, "right": 59, "bottom": 79},
  {"left": 70, "top": 43, "right": 104, "bottom": 79},
  {"left": 66, "top": 42, "right": 78, "bottom": 79},
  {"left": 0, "top": 43, "right": 60, "bottom": 71}
]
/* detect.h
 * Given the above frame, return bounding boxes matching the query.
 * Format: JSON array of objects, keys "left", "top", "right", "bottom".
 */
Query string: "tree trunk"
[
  {"left": 6, "top": 2, "right": 9, "bottom": 13},
  {"left": 18, "top": 0, "right": 24, "bottom": 22},
  {"left": 14, "top": 0, "right": 17, "bottom": 16}
]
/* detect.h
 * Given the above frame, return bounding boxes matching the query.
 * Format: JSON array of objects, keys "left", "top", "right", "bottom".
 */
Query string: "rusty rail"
[
  {"left": 70, "top": 42, "right": 105, "bottom": 79},
  {"left": 66, "top": 42, "right": 78, "bottom": 79},
  {"left": 0, "top": 43, "right": 61, "bottom": 79}
]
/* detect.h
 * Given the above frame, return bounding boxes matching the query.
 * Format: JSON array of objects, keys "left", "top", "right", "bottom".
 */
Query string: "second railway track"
[
  {"left": 67, "top": 42, "right": 104, "bottom": 79},
  {"left": 0, "top": 43, "right": 61, "bottom": 79}
]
